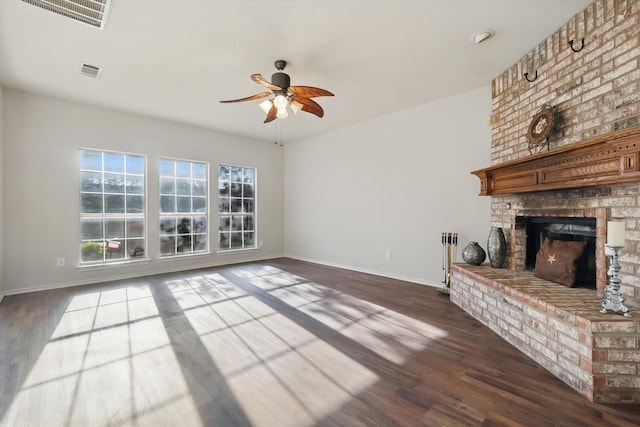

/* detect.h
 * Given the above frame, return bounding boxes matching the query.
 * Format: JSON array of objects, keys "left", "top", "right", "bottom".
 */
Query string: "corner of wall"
[{"left": 0, "top": 85, "right": 4, "bottom": 299}]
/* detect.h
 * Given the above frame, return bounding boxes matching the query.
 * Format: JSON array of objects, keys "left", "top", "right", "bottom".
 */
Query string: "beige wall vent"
[{"left": 22, "top": 0, "right": 113, "bottom": 30}]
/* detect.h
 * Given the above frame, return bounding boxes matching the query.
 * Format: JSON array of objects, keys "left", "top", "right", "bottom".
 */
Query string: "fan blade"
[
  {"left": 251, "top": 74, "right": 281, "bottom": 90},
  {"left": 294, "top": 97, "right": 324, "bottom": 118},
  {"left": 264, "top": 104, "right": 277, "bottom": 123},
  {"left": 289, "top": 86, "right": 334, "bottom": 98},
  {"left": 220, "top": 92, "right": 271, "bottom": 103}
]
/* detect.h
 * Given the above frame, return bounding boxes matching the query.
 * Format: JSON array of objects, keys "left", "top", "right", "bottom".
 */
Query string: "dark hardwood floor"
[{"left": 1, "top": 258, "right": 639, "bottom": 426}]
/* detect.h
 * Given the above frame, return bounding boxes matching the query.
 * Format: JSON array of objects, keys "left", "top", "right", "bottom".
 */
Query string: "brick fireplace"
[
  {"left": 450, "top": 187, "right": 640, "bottom": 403},
  {"left": 478, "top": 0, "right": 640, "bottom": 301},
  {"left": 471, "top": 127, "right": 640, "bottom": 298},
  {"left": 451, "top": 134, "right": 640, "bottom": 404},
  {"left": 450, "top": 0, "right": 640, "bottom": 404}
]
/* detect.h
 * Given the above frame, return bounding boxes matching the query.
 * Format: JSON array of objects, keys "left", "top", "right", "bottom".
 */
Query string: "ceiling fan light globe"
[
  {"left": 273, "top": 94, "right": 288, "bottom": 109},
  {"left": 258, "top": 99, "right": 272, "bottom": 114},
  {"left": 290, "top": 100, "right": 303, "bottom": 114},
  {"left": 276, "top": 108, "right": 289, "bottom": 119}
]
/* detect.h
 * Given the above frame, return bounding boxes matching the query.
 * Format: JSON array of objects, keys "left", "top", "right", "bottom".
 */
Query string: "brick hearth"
[{"left": 450, "top": 264, "right": 640, "bottom": 403}]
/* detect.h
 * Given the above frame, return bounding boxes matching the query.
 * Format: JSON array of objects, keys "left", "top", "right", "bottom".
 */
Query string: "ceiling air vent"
[
  {"left": 21, "top": 0, "right": 113, "bottom": 30},
  {"left": 80, "top": 63, "right": 102, "bottom": 78}
]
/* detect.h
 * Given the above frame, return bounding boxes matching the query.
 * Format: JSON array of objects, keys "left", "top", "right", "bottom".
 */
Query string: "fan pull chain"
[{"left": 273, "top": 120, "right": 284, "bottom": 147}]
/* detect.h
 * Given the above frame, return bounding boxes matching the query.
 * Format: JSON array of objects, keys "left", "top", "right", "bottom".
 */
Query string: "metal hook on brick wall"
[
  {"left": 568, "top": 38, "right": 585, "bottom": 53},
  {"left": 524, "top": 70, "right": 538, "bottom": 83}
]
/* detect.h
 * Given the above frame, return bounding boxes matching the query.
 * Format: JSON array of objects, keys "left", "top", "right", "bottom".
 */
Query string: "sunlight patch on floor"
[
  {"left": 242, "top": 266, "right": 449, "bottom": 365},
  {"left": 173, "top": 271, "right": 380, "bottom": 427},
  {"left": 2, "top": 285, "right": 201, "bottom": 426},
  {"left": 3, "top": 267, "right": 395, "bottom": 427}
]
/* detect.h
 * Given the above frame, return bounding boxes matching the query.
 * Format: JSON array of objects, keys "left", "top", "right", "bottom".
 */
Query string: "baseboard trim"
[
  {"left": 1, "top": 255, "right": 444, "bottom": 299},
  {"left": 283, "top": 255, "right": 442, "bottom": 288}
]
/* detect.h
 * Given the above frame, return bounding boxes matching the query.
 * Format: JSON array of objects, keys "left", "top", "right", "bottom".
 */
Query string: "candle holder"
[{"left": 600, "top": 245, "right": 631, "bottom": 318}]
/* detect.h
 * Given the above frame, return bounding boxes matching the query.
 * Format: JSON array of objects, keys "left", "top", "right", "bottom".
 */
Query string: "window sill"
[
  {"left": 216, "top": 246, "right": 259, "bottom": 255},
  {"left": 157, "top": 251, "right": 212, "bottom": 261},
  {"left": 77, "top": 258, "right": 150, "bottom": 271}
]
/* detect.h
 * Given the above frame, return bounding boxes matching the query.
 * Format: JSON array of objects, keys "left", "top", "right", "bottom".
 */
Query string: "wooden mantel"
[{"left": 472, "top": 126, "right": 640, "bottom": 196}]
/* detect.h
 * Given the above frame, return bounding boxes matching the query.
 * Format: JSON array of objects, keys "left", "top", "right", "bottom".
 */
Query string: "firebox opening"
[{"left": 524, "top": 217, "right": 596, "bottom": 289}]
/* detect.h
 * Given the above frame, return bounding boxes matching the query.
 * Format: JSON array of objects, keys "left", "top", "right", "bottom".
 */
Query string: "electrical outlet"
[
  {"left": 57, "top": 257, "right": 65, "bottom": 267},
  {"left": 385, "top": 250, "right": 392, "bottom": 260},
  {"left": 259, "top": 240, "right": 264, "bottom": 248}
]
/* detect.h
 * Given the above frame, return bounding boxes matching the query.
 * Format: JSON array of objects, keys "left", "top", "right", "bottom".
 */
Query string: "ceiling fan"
[{"left": 220, "top": 60, "right": 334, "bottom": 123}]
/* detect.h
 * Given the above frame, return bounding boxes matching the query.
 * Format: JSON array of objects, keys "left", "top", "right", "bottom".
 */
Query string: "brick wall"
[{"left": 488, "top": 0, "right": 640, "bottom": 299}]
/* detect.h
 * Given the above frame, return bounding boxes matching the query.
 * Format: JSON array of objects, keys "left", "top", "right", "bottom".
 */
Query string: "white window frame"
[
  {"left": 218, "top": 164, "right": 256, "bottom": 251},
  {"left": 159, "top": 157, "right": 209, "bottom": 257},
  {"left": 79, "top": 149, "right": 147, "bottom": 265}
]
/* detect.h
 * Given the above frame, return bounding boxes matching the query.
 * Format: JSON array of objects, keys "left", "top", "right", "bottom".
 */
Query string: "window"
[
  {"left": 159, "top": 158, "right": 208, "bottom": 256},
  {"left": 218, "top": 165, "right": 255, "bottom": 250},
  {"left": 80, "top": 149, "right": 146, "bottom": 263}
]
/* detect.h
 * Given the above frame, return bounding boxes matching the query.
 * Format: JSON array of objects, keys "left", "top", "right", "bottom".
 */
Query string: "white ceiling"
[{"left": 0, "top": 0, "right": 592, "bottom": 143}]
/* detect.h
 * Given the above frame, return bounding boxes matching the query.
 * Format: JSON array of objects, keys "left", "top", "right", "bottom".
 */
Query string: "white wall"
[
  {"left": 2, "top": 88, "right": 284, "bottom": 294},
  {"left": 284, "top": 86, "right": 492, "bottom": 286},
  {"left": 0, "top": 86, "right": 3, "bottom": 301},
  {"left": 2, "top": 85, "right": 492, "bottom": 295}
]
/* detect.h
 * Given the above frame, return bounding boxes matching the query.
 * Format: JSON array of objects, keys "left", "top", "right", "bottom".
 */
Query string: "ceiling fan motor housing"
[{"left": 271, "top": 72, "right": 290, "bottom": 90}]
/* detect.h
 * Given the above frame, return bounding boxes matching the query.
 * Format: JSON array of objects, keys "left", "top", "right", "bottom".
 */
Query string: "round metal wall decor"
[{"left": 527, "top": 104, "right": 555, "bottom": 154}]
